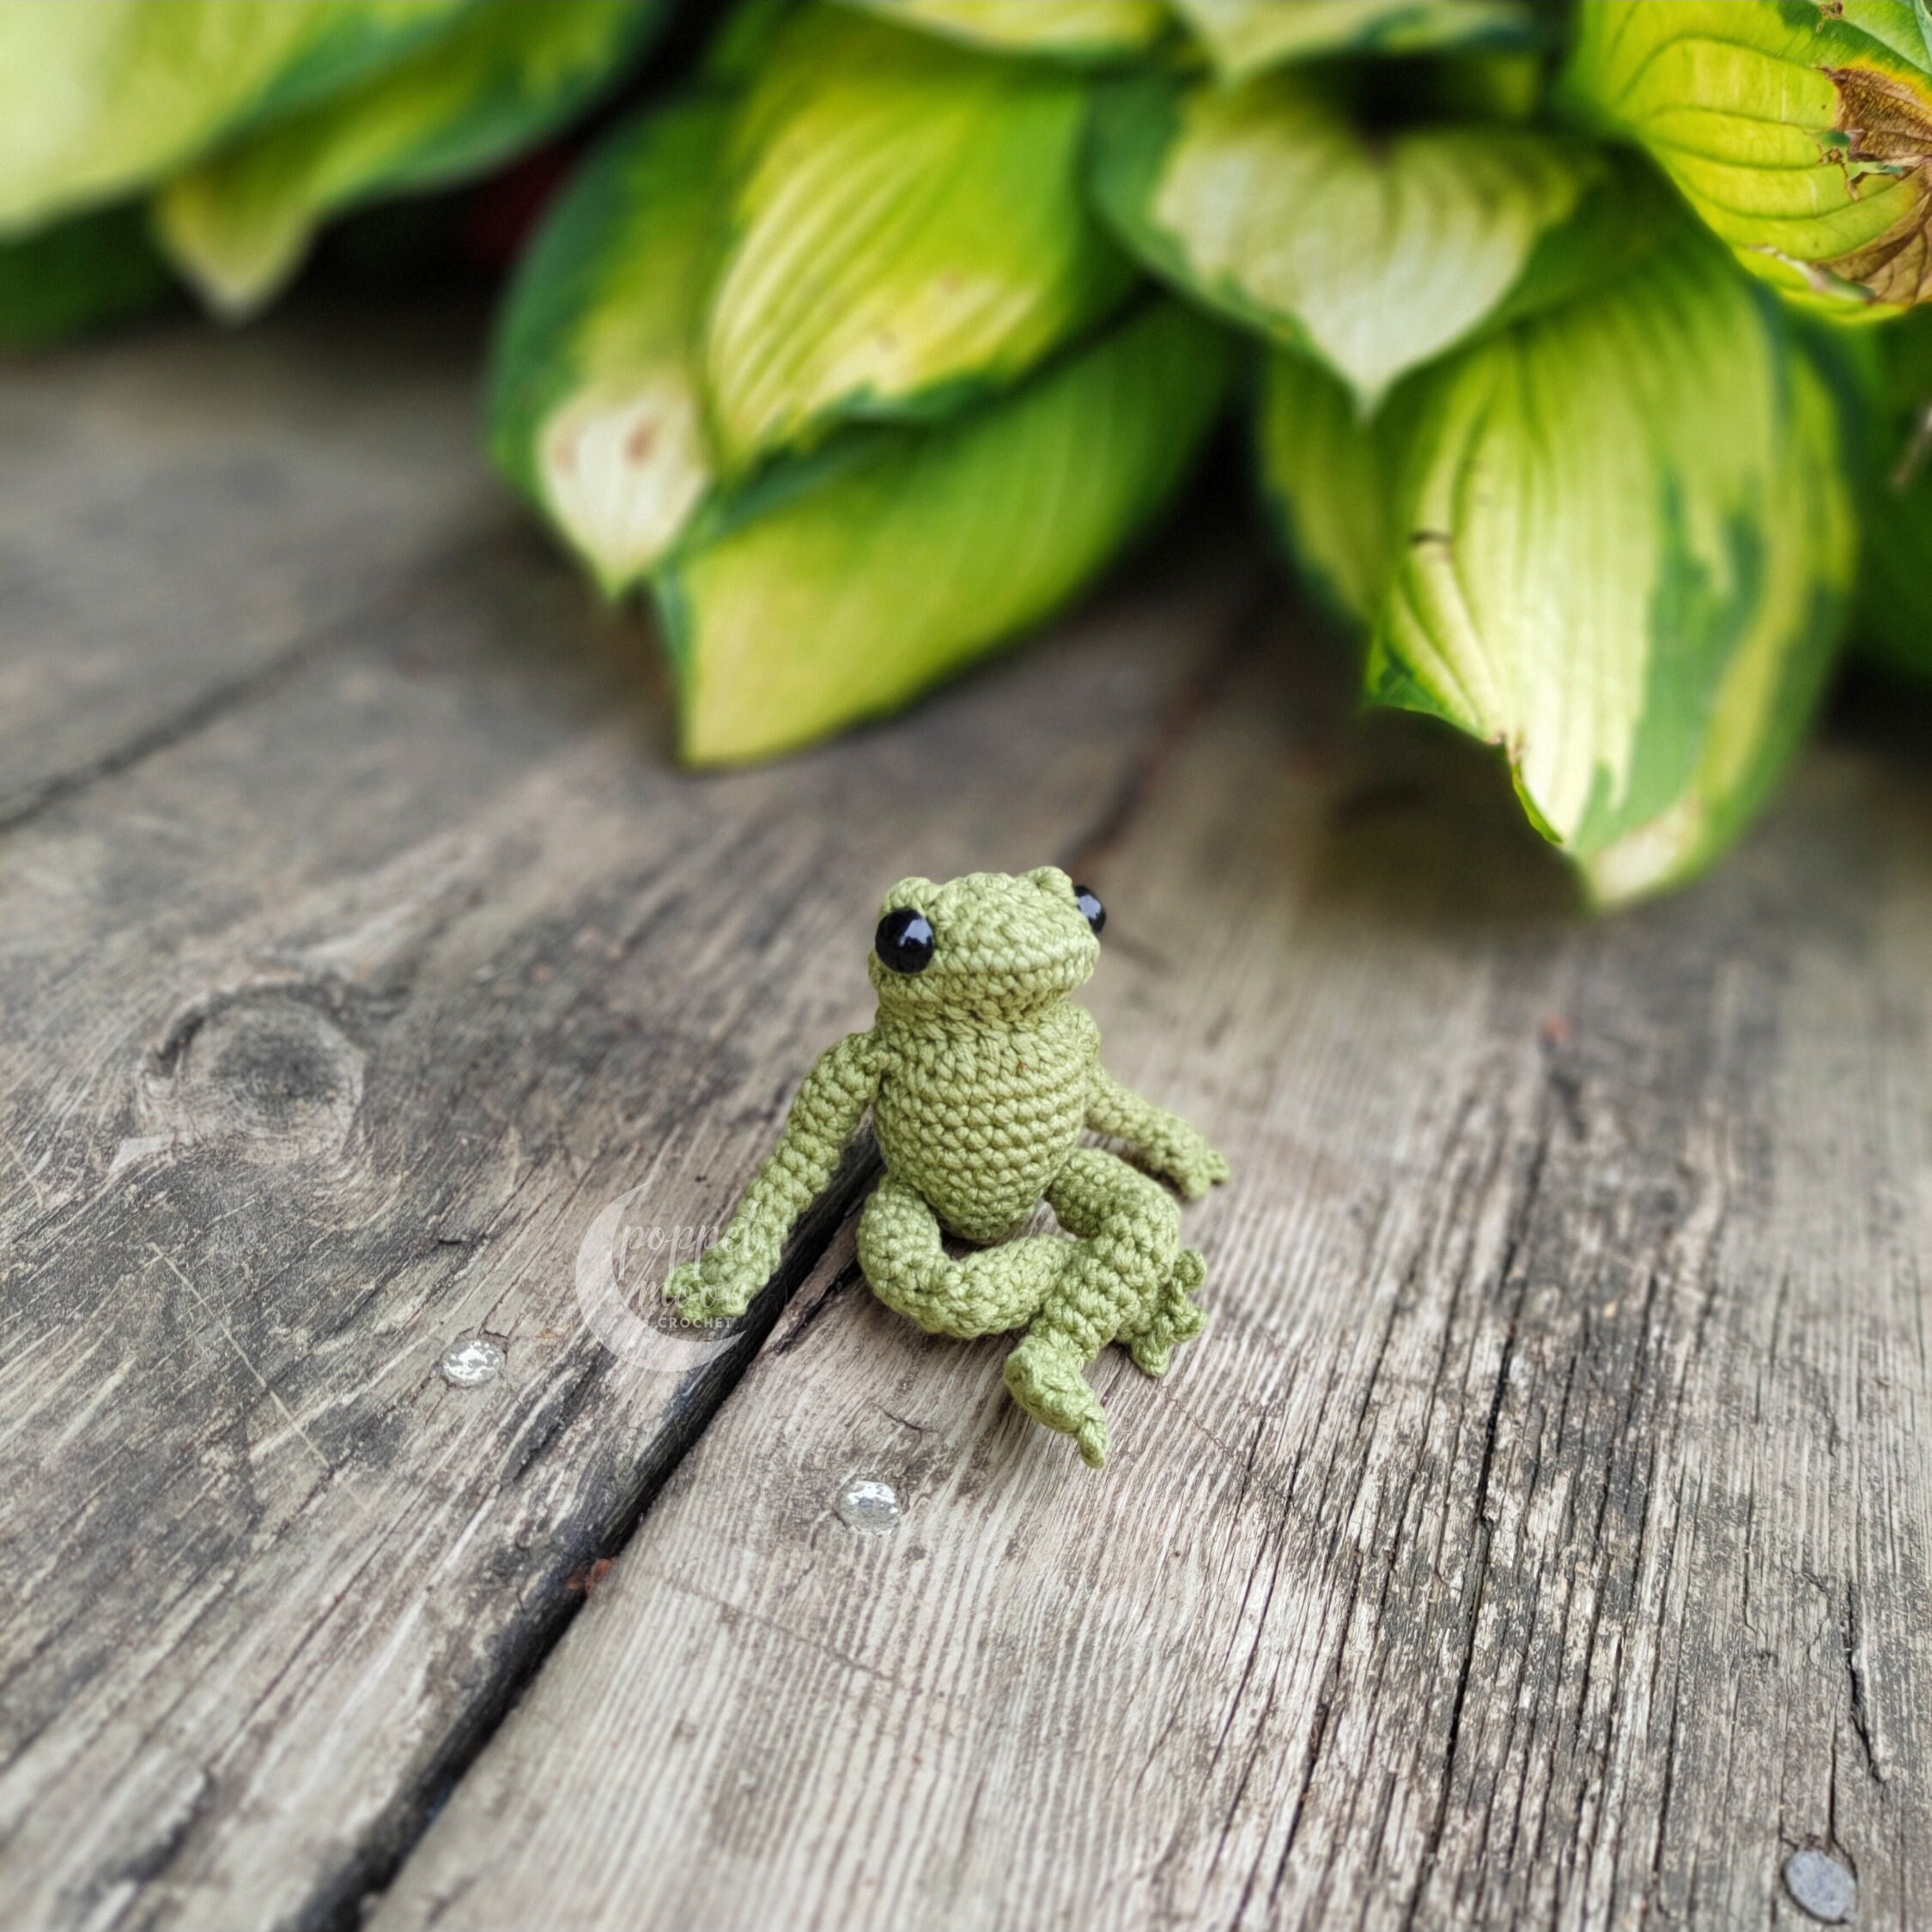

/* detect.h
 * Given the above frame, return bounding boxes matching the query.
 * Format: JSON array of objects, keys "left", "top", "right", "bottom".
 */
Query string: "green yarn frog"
[{"left": 665, "top": 866, "right": 1228, "bottom": 1467}]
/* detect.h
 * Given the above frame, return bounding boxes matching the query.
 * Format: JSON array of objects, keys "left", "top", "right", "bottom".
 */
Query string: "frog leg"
[
  {"left": 858, "top": 1173, "right": 1067, "bottom": 1340},
  {"left": 1003, "top": 1147, "right": 1206, "bottom": 1468},
  {"left": 1052, "top": 1150, "right": 1208, "bottom": 1377}
]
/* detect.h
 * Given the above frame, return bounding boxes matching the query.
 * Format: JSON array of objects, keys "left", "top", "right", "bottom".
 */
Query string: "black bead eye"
[
  {"left": 1073, "top": 884, "right": 1105, "bottom": 935},
  {"left": 875, "top": 908, "right": 934, "bottom": 974}
]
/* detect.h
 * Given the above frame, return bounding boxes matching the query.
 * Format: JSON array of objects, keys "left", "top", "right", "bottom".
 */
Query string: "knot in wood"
[{"left": 149, "top": 982, "right": 364, "bottom": 1163}]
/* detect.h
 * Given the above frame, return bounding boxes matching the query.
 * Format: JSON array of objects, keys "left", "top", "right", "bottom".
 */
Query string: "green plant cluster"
[
  {"left": 0, "top": 0, "right": 669, "bottom": 328},
  {"left": 9, "top": 1, "right": 1932, "bottom": 905}
]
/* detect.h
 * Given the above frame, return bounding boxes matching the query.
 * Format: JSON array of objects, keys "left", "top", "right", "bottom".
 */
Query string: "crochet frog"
[{"left": 665, "top": 866, "right": 1228, "bottom": 1467}]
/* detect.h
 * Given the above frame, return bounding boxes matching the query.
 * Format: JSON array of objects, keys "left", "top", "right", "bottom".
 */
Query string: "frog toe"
[
  {"left": 1003, "top": 1330, "right": 1108, "bottom": 1467},
  {"left": 1126, "top": 1249, "right": 1208, "bottom": 1377}
]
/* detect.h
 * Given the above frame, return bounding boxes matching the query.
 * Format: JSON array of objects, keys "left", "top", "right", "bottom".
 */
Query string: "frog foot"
[
  {"left": 1127, "top": 1248, "right": 1208, "bottom": 1378},
  {"left": 1003, "top": 1328, "right": 1109, "bottom": 1469}
]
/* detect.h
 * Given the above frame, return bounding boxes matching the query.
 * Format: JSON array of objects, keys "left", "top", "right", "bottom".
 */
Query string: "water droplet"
[
  {"left": 1784, "top": 1849, "right": 1856, "bottom": 1924},
  {"left": 835, "top": 1477, "right": 900, "bottom": 1534},
  {"left": 440, "top": 1337, "right": 505, "bottom": 1388}
]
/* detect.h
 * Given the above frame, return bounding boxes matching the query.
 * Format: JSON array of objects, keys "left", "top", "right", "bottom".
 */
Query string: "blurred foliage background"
[{"left": 6, "top": 0, "right": 1932, "bottom": 906}]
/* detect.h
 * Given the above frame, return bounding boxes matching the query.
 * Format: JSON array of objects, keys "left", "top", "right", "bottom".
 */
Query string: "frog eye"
[
  {"left": 1073, "top": 884, "right": 1105, "bottom": 936},
  {"left": 875, "top": 908, "right": 935, "bottom": 974}
]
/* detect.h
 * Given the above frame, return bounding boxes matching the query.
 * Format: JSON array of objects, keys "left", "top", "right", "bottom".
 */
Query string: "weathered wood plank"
[
  {"left": 0, "top": 303, "right": 1249, "bottom": 1932},
  {"left": 368, "top": 643, "right": 1932, "bottom": 1932},
  {"left": 0, "top": 303, "right": 492, "bottom": 826}
]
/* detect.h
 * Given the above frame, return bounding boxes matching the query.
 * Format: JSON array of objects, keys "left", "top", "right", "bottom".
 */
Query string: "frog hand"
[
  {"left": 1163, "top": 1132, "right": 1230, "bottom": 1201},
  {"left": 664, "top": 1248, "right": 759, "bottom": 1327}
]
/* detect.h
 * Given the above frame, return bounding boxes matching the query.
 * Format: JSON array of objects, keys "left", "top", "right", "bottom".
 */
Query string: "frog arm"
[
  {"left": 1084, "top": 1058, "right": 1230, "bottom": 1201},
  {"left": 665, "top": 1030, "right": 881, "bottom": 1324}
]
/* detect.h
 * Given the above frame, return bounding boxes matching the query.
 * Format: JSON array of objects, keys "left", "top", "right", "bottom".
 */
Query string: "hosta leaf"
[
  {"left": 1170, "top": 0, "right": 1533, "bottom": 81},
  {"left": 1856, "top": 471, "right": 1932, "bottom": 681},
  {"left": 0, "top": 0, "right": 471, "bottom": 236},
  {"left": 0, "top": 205, "right": 174, "bottom": 351},
  {"left": 834, "top": 0, "right": 1168, "bottom": 58},
  {"left": 1371, "top": 228, "right": 1855, "bottom": 905},
  {"left": 1562, "top": 0, "right": 1932, "bottom": 313},
  {"left": 659, "top": 300, "right": 1230, "bottom": 764},
  {"left": 1254, "top": 349, "right": 1400, "bottom": 628},
  {"left": 489, "top": 95, "right": 729, "bottom": 597},
  {"left": 1853, "top": 306, "right": 1932, "bottom": 677},
  {"left": 704, "top": 3, "right": 1136, "bottom": 470},
  {"left": 1253, "top": 155, "right": 1687, "bottom": 632},
  {"left": 1091, "top": 71, "right": 1591, "bottom": 408},
  {"left": 703, "top": 0, "right": 794, "bottom": 81},
  {"left": 154, "top": 0, "right": 660, "bottom": 317},
  {"left": 1475, "top": 145, "right": 1686, "bottom": 337}
]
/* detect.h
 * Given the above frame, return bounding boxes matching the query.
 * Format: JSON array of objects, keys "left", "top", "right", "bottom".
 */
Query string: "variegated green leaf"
[
  {"left": 834, "top": 0, "right": 1167, "bottom": 58},
  {"left": 0, "top": 0, "right": 471, "bottom": 236},
  {"left": 1254, "top": 349, "right": 1398, "bottom": 628},
  {"left": 659, "top": 301, "right": 1230, "bottom": 764},
  {"left": 1371, "top": 228, "right": 1855, "bottom": 905},
  {"left": 1562, "top": 0, "right": 1932, "bottom": 313},
  {"left": 489, "top": 95, "right": 729, "bottom": 597},
  {"left": 1170, "top": 0, "right": 1532, "bottom": 80},
  {"left": 155, "top": 0, "right": 660, "bottom": 318},
  {"left": 0, "top": 204, "right": 174, "bottom": 351},
  {"left": 1091, "top": 70, "right": 1591, "bottom": 409},
  {"left": 1253, "top": 154, "right": 1688, "bottom": 630},
  {"left": 1853, "top": 306, "right": 1932, "bottom": 677},
  {"left": 703, "top": 0, "right": 794, "bottom": 81},
  {"left": 1859, "top": 473, "right": 1932, "bottom": 680},
  {"left": 704, "top": 3, "right": 1136, "bottom": 470}
]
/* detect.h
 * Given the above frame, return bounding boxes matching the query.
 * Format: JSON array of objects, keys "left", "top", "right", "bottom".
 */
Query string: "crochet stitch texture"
[{"left": 665, "top": 866, "right": 1228, "bottom": 1467}]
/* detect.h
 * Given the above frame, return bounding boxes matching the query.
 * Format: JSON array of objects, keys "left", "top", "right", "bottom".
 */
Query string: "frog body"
[
  {"left": 665, "top": 866, "right": 1228, "bottom": 1467},
  {"left": 872, "top": 1000, "right": 1095, "bottom": 1244}
]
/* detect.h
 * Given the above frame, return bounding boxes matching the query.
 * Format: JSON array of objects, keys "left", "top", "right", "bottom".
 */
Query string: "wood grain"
[
  {"left": 0, "top": 302, "right": 495, "bottom": 829},
  {"left": 0, "top": 301, "right": 1247, "bottom": 1932},
  {"left": 369, "top": 642, "right": 1932, "bottom": 1932}
]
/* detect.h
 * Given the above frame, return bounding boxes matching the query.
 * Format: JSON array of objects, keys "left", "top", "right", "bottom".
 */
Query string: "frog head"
[{"left": 868, "top": 866, "right": 1105, "bottom": 1024}]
